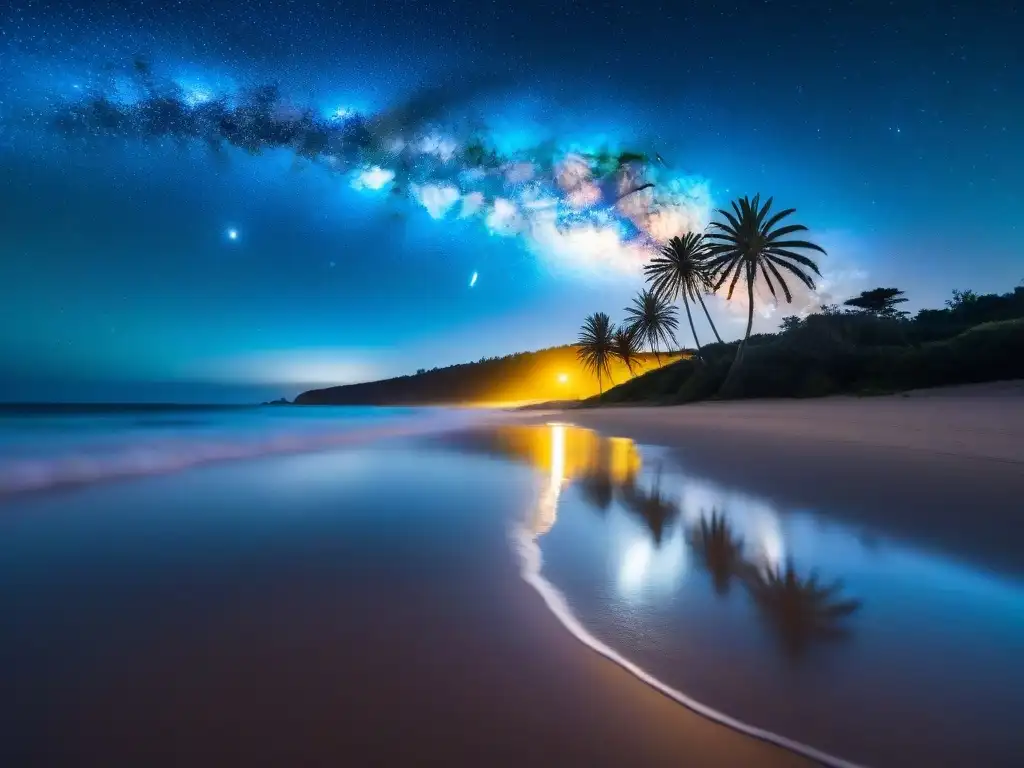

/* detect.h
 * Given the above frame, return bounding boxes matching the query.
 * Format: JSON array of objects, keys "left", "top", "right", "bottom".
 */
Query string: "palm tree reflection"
[
  {"left": 687, "top": 510, "right": 747, "bottom": 594},
  {"left": 620, "top": 466, "right": 679, "bottom": 546},
  {"left": 574, "top": 436, "right": 637, "bottom": 513},
  {"left": 744, "top": 560, "right": 862, "bottom": 658},
  {"left": 577, "top": 464, "right": 616, "bottom": 513},
  {"left": 451, "top": 424, "right": 863, "bottom": 659}
]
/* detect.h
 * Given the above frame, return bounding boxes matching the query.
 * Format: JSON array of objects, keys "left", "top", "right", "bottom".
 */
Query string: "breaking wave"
[{"left": 0, "top": 407, "right": 494, "bottom": 497}]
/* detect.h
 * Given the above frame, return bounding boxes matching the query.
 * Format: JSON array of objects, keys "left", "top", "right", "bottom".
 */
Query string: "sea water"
[
  {"left": 0, "top": 403, "right": 487, "bottom": 494},
  {"left": 2, "top": 415, "right": 1022, "bottom": 767}
]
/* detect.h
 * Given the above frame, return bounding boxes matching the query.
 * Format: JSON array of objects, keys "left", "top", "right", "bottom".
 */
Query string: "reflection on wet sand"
[
  {"left": 445, "top": 422, "right": 1024, "bottom": 767},
  {"left": 687, "top": 511, "right": 747, "bottom": 595},
  {"left": 476, "top": 422, "right": 861, "bottom": 768},
  {"left": 745, "top": 562, "right": 862, "bottom": 659},
  {"left": 620, "top": 466, "right": 679, "bottom": 546},
  {"left": 455, "top": 423, "right": 862, "bottom": 658},
  {"left": 450, "top": 423, "right": 639, "bottom": 535}
]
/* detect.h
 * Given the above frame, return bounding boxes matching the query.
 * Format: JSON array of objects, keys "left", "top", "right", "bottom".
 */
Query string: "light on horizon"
[{"left": 557, "top": 372, "right": 569, "bottom": 383}]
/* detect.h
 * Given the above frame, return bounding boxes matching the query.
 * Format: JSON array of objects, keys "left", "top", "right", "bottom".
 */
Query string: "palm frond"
[
  {"left": 576, "top": 312, "right": 616, "bottom": 390},
  {"left": 623, "top": 288, "right": 679, "bottom": 360}
]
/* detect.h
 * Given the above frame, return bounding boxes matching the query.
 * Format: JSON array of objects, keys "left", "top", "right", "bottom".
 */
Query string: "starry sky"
[{"left": 1, "top": 0, "right": 1020, "bottom": 402}]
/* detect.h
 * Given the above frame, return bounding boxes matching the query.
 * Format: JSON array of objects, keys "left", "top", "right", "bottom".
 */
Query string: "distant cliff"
[{"left": 295, "top": 345, "right": 684, "bottom": 406}]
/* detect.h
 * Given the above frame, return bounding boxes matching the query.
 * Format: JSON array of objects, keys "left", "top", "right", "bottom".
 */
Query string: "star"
[{"left": 227, "top": 228, "right": 239, "bottom": 241}]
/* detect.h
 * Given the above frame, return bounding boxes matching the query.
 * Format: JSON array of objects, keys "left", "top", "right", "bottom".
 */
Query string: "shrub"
[
  {"left": 593, "top": 303, "right": 1024, "bottom": 405},
  {"left": 676, "top": 359, "right": 728, "bottom": 402}
]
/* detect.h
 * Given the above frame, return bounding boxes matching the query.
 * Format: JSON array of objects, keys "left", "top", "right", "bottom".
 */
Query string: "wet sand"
[
  {"left": 47, "top": 569, "right": 811, "bottom": 767},
  {"left": 529, "top": 384, "right": 1024, "bottom": 576},
  {"left": 1, "top": 447, "right": 810, "bottom": 768}
]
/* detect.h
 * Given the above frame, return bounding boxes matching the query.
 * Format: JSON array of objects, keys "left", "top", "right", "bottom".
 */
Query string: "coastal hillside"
[
  {"left": 591, "top": 285, "right": 1024, "bottom": 405},
  {"left": 296, "top": 346, "right": 686, "bottom": 406}
]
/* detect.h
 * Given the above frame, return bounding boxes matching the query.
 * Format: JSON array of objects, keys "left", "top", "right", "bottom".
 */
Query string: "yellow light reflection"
[
  {"left": 485, "top": 423, "right": 641, "bottom": 536},
  {"left": 533, "top": 423, "right": 565, "bottom": 535},
  {"left": 492, "top": 424, "right": 640, "bottom": 490}
]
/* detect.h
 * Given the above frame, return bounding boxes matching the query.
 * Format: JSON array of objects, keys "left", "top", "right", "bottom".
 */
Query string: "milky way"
[{"left": 50, "top": 59, "right": 712, "bottom": 275}]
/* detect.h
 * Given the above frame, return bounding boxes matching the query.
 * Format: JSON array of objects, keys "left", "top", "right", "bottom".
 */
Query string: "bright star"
[
  {"left": 227, "top": 228, "right": 238, "bottom": 240},
  {"left": 469, "top": 271, "right": 478, "bottom": 287}
]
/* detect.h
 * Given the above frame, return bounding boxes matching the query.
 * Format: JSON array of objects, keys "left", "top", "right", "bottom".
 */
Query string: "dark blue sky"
[{"left": 1, "top": 0, "right": 1020, "bottom": 402}]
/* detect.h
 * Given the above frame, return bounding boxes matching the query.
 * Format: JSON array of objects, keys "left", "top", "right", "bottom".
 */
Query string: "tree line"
[{"left": 577, "top": 194, "right": 825, "bottom": 395}]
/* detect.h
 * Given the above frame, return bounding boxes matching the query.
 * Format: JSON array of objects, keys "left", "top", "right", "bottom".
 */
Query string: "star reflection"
[{"left": 617, "top": 527, "right": 686, "bottom": 598}]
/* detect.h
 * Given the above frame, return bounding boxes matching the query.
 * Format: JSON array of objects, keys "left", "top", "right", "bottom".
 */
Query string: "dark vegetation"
[
  {"left": 300, "top": 180, "right": 1020, "bottom": 408},
  {"left": 594, "top": 284, "right": 1024, "bottom": 404},
  {"left": 579, "top": 194, "right": 829, "bottom": 398}
]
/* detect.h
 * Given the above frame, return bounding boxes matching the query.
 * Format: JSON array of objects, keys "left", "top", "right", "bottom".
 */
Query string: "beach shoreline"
[
  {"left": 0, "top": 440, "right": 813, "bottom": 768},
  {"left": 513, "top": 383, "right": 1024, "bottom": 577}
]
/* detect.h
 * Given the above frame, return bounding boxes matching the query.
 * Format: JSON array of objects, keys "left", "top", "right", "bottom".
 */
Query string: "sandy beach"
[
  {"left": 525, "top": 382, "right": 1024, "bottom": 576},
  {"left": 0, "top": 437, "right": 811, "bottom": 768},
  {"left": 5, "top": 390, "right": 1024, "bottom": 767}
]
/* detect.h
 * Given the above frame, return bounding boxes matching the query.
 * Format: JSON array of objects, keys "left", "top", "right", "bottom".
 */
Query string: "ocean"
[{"left": 0, "top": 403, "right": 488, "bottom": 496}]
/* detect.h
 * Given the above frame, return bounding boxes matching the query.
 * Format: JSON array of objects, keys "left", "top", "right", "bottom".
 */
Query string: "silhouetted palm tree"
[
  {"left": 622, "top": 289, "right": 679, "bottom": 364},
  {"left": 687, "top": 511, "right": 747, "bottom": 595},
  {"left": 744, "top": 560, "right": 862, "bottom": 658},
  {"left": 705, "top": 195, "right": 825, "bottom": 393},
  {"left": 644, "top": 234, "right": 723, "bottom": 360},
  {"left": 620, "top": 466, "right": 678, "bottom": 546},
  {"left": 611, "top": 325, "right": 642, "bottom": 377},
  {"left": 577, "top": 312, "right": 616, "bottom": 395}
]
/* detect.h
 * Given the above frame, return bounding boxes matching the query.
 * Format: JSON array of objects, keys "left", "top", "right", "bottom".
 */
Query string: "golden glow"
[
  {"left": 490, "top": 424, "right": 641, "bottom": 489},
  {"left": 533, "top": 423, "right": 566, "bottom": 535},
  {"left": 440, "top": 347, "right": 690, "bottom": 407}
]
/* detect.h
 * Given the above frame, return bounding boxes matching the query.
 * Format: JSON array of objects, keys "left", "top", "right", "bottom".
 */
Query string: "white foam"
[
  {"left": 0, "top": 410, "right": 497, "bottom": 498},
  {"left": 511, "top": 522, "right": 867, "bottom": 768}
]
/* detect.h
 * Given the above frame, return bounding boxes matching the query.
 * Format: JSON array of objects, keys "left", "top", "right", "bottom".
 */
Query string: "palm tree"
[
  {"left": 576, "top": 312, "right": 616, "bottom": 395},
  {"left": 744, "top": 560, "right": 862, "bottom": 658},
  {"left": 622, "top": 289, "right": 679, "bottom": 364},
  {"left": 687, "top": 511, "right": 747, "bottom": 595},
  {"left": 611, "top": 325, "right": 642, "bottom": 377},
  {"left": 645, "top": 234, "right": 723, "bottom": 363},
  {"left": 705, "top": 195, "right": 825, "bottom": 392}
]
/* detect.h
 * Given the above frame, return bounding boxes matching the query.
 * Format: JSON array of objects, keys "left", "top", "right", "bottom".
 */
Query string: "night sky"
[{"left": 1, "top": 0, "right": 1020, "bottom": 402}]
